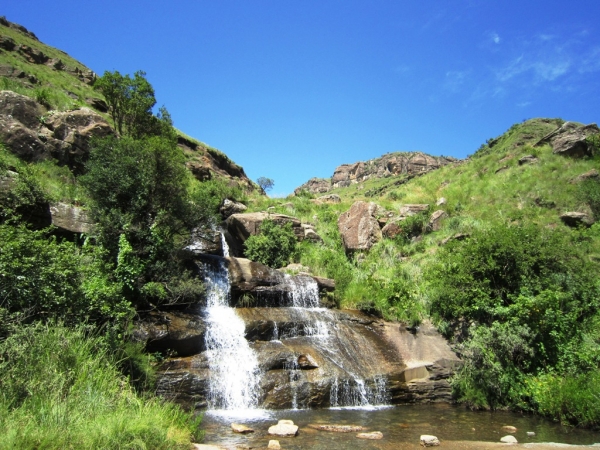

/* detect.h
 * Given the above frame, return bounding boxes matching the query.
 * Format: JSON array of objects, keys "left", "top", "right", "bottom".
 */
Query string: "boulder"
[
  {"left": 382, "top": 220, "right": 404, "bottom": 239},
  {"left": 536, "top": 121, "right": 600, "bottom": 158},
  {"left": 0, "top": 115, "right": 48, "bottom": 161},
  {"left": 225, "top": 212, "right": 303, "bottom": 256},
  {"left": 220, "top": 198, "right": 247, "bottom": 219},
  {"left": 428, "top": 210, "right": 447, "bottom": 232},
  {"left": 0, "top": 90, "right": 43, "bottom": 129},
  {"left": 501, "top": 425, "right": 517, "bottom": 433},
  {"left": 560, "top": 212, "right": 595, "bottom": 227},
  {"left": 267, "top": 440, "right": 281, "bottom": 449},
  {"left": 399, "top": 204, "right": 429, "bottom": 216},
  {"left": 0, "top": 35, "right": 16, "bottom": 51},
  {"left": 316, "top": 194, "right": 341, "bottom": 203},
  {"left": 49, "top": 202, "right": 94, "bottom": 234},
  {"left": 268, "top": 420, "right": 299, "bottom": 437},
  {"left": 356, "top": 431, "right": 383, "bottom": 440},
  {"left": 294, "top": 177, "right": 331, "bottom": 195},
  {"left": 571, "top": 169, "right": 599, "bottom": 183},
  {"left": 436, "top": 197, "right": 446, "bottom": 206},
  {"left": 518, "top": 155, "right": 538, "bottom": 165},
  {"left": 420, "top": 435, "right": 440, "bottom": 446},
  {"left": 337, "top": 201, "right": 382, "bottom": 253},
  {"left": 231, "top": 423, "right": 254, "bottom": 434},
  {"left": 500, "top": 435, "right": 518, "bottom": 444}
]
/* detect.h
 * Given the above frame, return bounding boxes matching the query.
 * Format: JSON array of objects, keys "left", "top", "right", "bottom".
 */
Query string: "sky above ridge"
[{"left": 4, "top": 1, "right": 600, "bottom": 196}]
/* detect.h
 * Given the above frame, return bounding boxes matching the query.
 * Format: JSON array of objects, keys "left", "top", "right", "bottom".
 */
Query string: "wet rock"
[
  {"left": 309, "top": 424, "right": 365, "bottom": 432},
  {"left": 191, "top": 444, "right": 223, "bottom": 450},
  {"left": 231, "top": 423, "right": 254, "bottom": 434},
  {"left": 357, "top": 431, "right": 383, "bottom": 440},
  {"left": 560, "top": 211, "right": 595, "bottom": 227},
  {"left": 500, "top": 435, "right": 518, "bottom": 443},
  {"left": 501, "top": 425, "right": 517, "bottom": 433},
  {"left": 297, "top": 353, "right": 319, "bottom": 370},
  {"left": 428, "top": 210, "right": 447, "bottom": 232},
  {"left": 268, "top": 420, "right": 299, "bottom": 436},
  {"left": 267, "top": 440, "right": 281, "bottom": 449},
  {"left": 420, "top": 434, "right": 440, "bottom": 446},
  {"left": 337, "top": 201, "right": 382, "bottom": 253}
]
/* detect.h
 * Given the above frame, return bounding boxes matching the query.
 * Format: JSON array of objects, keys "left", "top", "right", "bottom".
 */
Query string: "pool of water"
[{"left": 200, "top": 404, "right": 600, "bottom": 449}]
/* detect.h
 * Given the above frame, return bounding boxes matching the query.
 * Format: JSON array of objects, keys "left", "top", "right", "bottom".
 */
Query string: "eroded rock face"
[
  {"left": 49, "top": 203, "right": 94, "bottom": 234},
  {"left": 536, "top": 121, "right": 600, "bottom": 158},
  {"left": 294, "top": 178, "right": 331, "bottom": 195},
  {"left": 337, "top": 201, "right": 382, "bottom": 253}
]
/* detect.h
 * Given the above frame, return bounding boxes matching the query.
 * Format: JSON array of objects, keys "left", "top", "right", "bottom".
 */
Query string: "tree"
[
  {"left": 94, "top": 70, "right": 173, "bottom": 139},
  {"left": 256, "top": 177, "right": 274, "bottom": 193}
]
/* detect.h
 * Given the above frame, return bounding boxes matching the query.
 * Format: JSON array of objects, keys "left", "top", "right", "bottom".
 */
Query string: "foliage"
[
  {"left": 94, "top": 70, "right": 173, "bottom": 139},
  {"left": 257, "top": 176, "right": 274, "bottom": 192},
  {"left": 579, "top": 177, "right": 600, "bottom": 220},
  {"left": 244, "top": 220, "right": 297, "bottom": 268},
  {"left": 0, "top": 324, "right": 201, "bottom": 449}
]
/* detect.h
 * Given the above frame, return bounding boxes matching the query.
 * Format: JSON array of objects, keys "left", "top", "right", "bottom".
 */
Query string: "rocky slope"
[{"left": 295, "top": 151, "right": 456, "bottom": 195}]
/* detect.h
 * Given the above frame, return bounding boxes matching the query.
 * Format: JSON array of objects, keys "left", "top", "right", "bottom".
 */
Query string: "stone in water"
[{"left": 420, "top": 435, "right": 440, "bottom": 446}]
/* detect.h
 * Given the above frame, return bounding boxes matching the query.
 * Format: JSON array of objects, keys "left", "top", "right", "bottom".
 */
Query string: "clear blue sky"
[{"left": 5, "top": 1, "right": 600, "bottom": 196}]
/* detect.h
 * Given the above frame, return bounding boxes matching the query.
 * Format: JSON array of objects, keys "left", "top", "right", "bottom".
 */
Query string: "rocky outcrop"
[
  {"left": 0, "top": 91, "right": 114, "bottom": 168},
  {"left": 295, "top": 152, "right": 456, "bottom": 194},
  {"left": 49, "top": 202, "right": 94, "bottom": 234},
  {"left": 337, "top": 201, "right": 382, "bottom": 253},
  {"left": 535, "top": 121, "right": 600, "bottom": 158},
  {"left": 219, "top": 198, "right": 247, "bottom": 219},
  {"left": 560, "top": 211, "right": 595, "bottom": 227}
]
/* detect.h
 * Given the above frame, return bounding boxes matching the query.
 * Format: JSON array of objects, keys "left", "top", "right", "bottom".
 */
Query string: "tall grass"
[{"left": 0, "top": 324, "right": 201, "bottom": 449}]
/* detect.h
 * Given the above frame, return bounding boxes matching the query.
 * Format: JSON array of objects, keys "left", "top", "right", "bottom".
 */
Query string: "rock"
[
  {"left": 382, "top": 221, "right": 404, "bottom": 239},
  {"left": 0, "top": 115, "right": 47, "bottom": 161},
  {"left": 420, "top": 434, "right": 440, "bottom": 446},
  {"left": 428, "top": 210, "right": 447, "bottom": 232},
  {"left": 186, "top": 228, "right": 223, "bottom": 256},
  {"left": 191, "top": 444, "right": 224, "bottom": 450},
  {"left": 356, "top": 431, "right": 383, "bottom": 440},
  {"left": 536, "top": 121, "right": 600, "bottom": 158},
  {"left": 337, "top": 201, "right": 382, "bottom": 253},
  {"left": 518, "top": 155, "right": 538, "bottom": 165},
  {"left": 501, "top": 426, "right": 517, "bottom": 433},
  {"left": 439, "top": 233, "right": 469, "bottom": 246},
  {"left": 500, "top": 435, "right": 518, "bottom": 443},
  {"left": 316, "top": 194, "right": 341, "bottom": 203},
  {"left": 0, "top": 35, "right": 16, "bottom": 51},
  {"left": 49, "top": 202, "right": 94, "bottom": 234},
  {"left": 220, "top": 198, "right": 247, "bottom": 219},
  {"left": 294, "top": 178, "right": 332, "bottom": 195},
  {"left": 399, "top": 204, "right": 429, "bottom": 216},
  {"left": 267, "top": 440, "right": 281, "bottom": 449},
  {"left": 436, "top": 197, "right": 446, "bottom": 206},
  {"left": 571, "top": 169, "right": 599, "bottom": 183},
  {"left": 303, "top": 227, "right": 323, "bottom": 243},
  {"left": 0, "top": 90, "right": 43, "bottom": 129},
  {"left": 85, "top": 97, "right": 109, "bottom": 113},
  {"left": 226, "top": 212, "right": 304, "bottom": 256},
  {"left": 268, "top": 420, "right": 299, "bottom": 437},
  {"left": 297, "top": 353, "right": 319, "bottom": 369},
  {"left": 185, "top": 160, "right": 212, "bottom": 181},
  {"left": 495, "top": 165, "right": 509, "bottom": 174},
  {"left": 560, "top": 212, "right": 595, "bottom": 228},
  {"left": 309, "top": 424, "right": 364, "bottom": 432},
  {"left": 527, "top": 431, "right": 536, "bottom": 436},
  {"left": 231, "top": 423, "right": 254, "bottom": 434},
  {"left": 18, "top": 44, "right": 49, "bottom": 64},
  {"left": 281, "top": 263, "right": 310, "bottom": 274}
]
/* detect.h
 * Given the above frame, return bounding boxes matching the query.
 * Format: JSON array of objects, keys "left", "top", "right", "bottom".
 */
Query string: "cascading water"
[
  {"left": 202, "top": 259, "right": 260, "bottom": 410},
  {"left": 220, "top": 232, "right": 230, "bottom": 257},
  {"left": 282, "top": 275, "right": 390, "bottom": 408}
]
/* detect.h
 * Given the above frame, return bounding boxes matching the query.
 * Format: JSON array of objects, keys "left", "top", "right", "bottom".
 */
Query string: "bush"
[{"left": 244, "top": 220, "right": 297, "bottom": 268}]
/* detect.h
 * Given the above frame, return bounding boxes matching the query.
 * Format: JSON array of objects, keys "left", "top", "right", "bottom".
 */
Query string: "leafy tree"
[
  {"left": 94, "top": 70, "right": 173, "bottom": 139},
  {"left": 256, "top": 176, "right": 274, "bottom": 193},
  {"left": 244, "top": 220, "right": 297, "bottom": 268}
]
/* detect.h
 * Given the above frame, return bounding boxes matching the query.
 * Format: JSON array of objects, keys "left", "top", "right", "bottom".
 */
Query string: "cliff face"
[{"left": 295, "top": 151, "right": 456, "bottom": 194}]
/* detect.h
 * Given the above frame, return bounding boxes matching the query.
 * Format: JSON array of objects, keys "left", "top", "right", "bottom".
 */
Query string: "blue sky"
[{"left": 5, "top": 1, "right": 600, "bottom": 196}]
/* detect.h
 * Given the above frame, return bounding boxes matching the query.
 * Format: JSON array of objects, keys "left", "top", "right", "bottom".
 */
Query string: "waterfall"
[
  {"left": 220, "top": 232, "right": 230, "bottom": 257},
  {"left": 202, "top": 259, "right": 260, "bottom": 410},
  {"left": 283, "top": 276, "right": 390, "bottom": 409}
]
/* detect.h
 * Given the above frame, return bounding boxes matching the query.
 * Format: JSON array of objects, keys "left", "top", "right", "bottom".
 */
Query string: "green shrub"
[
  {"left": 579, "top": 177, "right": 600, "bottom": 220},
  {"left": 244, "top": 220, "right": 297, "bottom": 268}
]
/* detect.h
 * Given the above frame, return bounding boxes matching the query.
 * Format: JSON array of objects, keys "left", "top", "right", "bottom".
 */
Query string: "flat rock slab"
[
  {"left": 309, "top": 424, "right": 365, "bottom": 432},
  {"left": 356, "top": 431, "right": 383, "bottom": 440},
  {"left": 421, "top": 434, "right": 441, "bottom": 446},
  {"left": 231, "top": 423, "right": 254, "bottom": 434},
  {"left": 269, "top": 420, "right": 299, "bottom": 437}
]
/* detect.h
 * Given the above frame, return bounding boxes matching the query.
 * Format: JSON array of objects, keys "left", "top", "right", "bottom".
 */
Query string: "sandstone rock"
[
  {"left": 267, "top": 440, "right": 281, "bottom": 449},
  {"left": 428, "top": 210, "right": 447, "bottom": 232},
  {"left": 0, "top": 90, "right": 43, "bottom": 129},
  {"left": 316, "top": 194, "right": 341, "bottom": 203},
  {"left": 0, "top": 115, "right": 47, "bottom": 161},
  {"left": 571, "top": 169, "right": 599, "bottom": 183},
  {"left": 536, "top": 121, "right": 600, "bottom": 158},
  {"left": 220, "top": 198, "right": 247, "bottom": 219},
  {"left": 85, "top": 97, "right": 108, "bottom": 113},
  {"left": 436, "top": 197, "right": 446, "bottom": 206},
  {"left": 186, "top": 228, "right": 223, "bottom": 256},
  {"left": 399, "top": 204, "right": 429, "bottom": 216},
  {"left": 337, "top": 201, "right": 382, "bottom": 253},
  {"left": 500, "top": 435, "right": 518, "bottom": 443},
  {"left": 18, "top": 44, "right": 48, "bottom": 64},
  {"left": 0, "top": 35, "right": 16, "bottom": 51},
  {"left": 382, "top": 220, "right": 404, "bottom": 239},
  {"left": 501, "top": 425, "right": 517, "bottom": 433},
  {"left": 356, "top": 431, "right": 383, "bottom": 440},
  {"left": 560, "top": 212, "right": 595, "bottom": 227},
  {"left": 420, "top": 434, "right": 440, "bottom": 446},
  {"left": 49, "top": 202, "right": 94, "bottom": 234},
  {"left": 231, "top": 423, "right": 254, "bottom": 434},
  {"left": 185, "top": 160, "right": 212, "bottom": 181},
  {"left": 297, "top": 353, "right": 319, "bottom": 369},
  {"left": 268, "top": 420, "right": 299, "bottom": 436},
  {"left": 518, "top": 155, "right": 538, "bottom": 165},
  {"left": 304, "top": 227, "right": 323, "bottom": 243},
  {"left": 309, "top": 424, "right": 364, "bottom": 432},
  {"left": 294, "top": 177, "right": 332, "bottom": 195}
]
